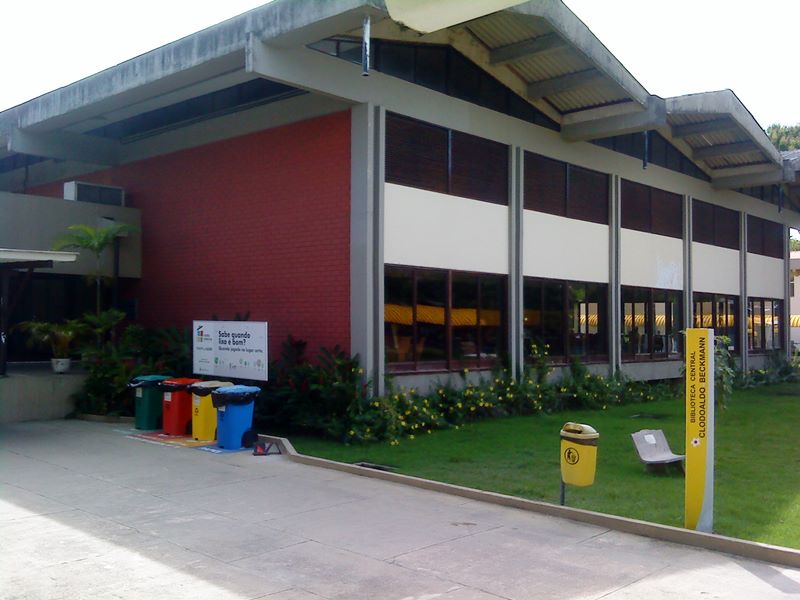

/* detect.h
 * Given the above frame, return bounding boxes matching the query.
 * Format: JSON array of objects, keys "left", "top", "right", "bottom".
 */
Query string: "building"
[{"left": 1, "top": 0, "right": 798, "bottom": 392}]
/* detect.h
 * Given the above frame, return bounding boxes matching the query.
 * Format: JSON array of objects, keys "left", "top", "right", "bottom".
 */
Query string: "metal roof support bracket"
[
  {"left": 561, "top": 95, "right": 666, "bottom": 142},
  {"left": 526, "top": 68, "right": 604, "bottom": 100}
]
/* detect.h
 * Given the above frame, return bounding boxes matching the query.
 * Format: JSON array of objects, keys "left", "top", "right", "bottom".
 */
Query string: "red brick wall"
[{"left": 32, "top": 111, "right": 352, "bottom": 357}]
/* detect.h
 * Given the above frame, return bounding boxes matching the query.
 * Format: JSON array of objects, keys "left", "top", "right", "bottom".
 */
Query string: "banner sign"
[
  {"left": 193, "top": 320, "right": 268, "bottom": 381},
  {"left": 684, "top": 328, "right": 715, "bottom": 532}
]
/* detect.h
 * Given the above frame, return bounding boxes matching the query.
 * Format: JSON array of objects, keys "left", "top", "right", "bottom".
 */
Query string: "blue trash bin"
[{"left": 211, "top": 385, "right": 261, "bottom": 449}]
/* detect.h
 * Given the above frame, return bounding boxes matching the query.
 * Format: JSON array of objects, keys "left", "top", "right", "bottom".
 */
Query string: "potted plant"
[{"left": 15, "top": 320, "right": 84, "bottom": 373}]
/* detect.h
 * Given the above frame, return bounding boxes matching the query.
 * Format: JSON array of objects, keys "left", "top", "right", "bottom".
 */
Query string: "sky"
[{"left": 0, "top": 0, "right": 798, "bottom": 128}]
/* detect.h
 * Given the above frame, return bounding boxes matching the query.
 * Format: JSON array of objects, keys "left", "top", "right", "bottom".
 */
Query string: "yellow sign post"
[{"left": 685, "top": 328, "right": 715, "bottom": 532}]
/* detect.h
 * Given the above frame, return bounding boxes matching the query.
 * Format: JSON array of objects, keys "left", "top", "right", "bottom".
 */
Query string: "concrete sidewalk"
[{"left": 1, "top": 420, "right": 799, "bottom": 599}]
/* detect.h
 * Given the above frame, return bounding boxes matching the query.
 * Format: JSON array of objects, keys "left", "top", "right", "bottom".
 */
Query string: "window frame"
[
  {"left": 523, "top": 277, "right": 609, "bottom": 364},
  {"left": 384, "top": 265, "right": 508, "bottom": 373},
  {"left": 747, "top": 297, "right": 784, "bottom": 353},
  {"left": 620, "top": 285, "right": 683, "bottom": 362},
  {"left": 693, "top": 292, "right": 739, "bottom": 354}
]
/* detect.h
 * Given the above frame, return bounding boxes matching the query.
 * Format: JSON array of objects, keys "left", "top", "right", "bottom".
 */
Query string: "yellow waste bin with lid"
[
  {"left": 187, "top": 381, "right": 233, "bottom": 441},
  {"left": 560, "top": 422, "right": 599, "bottom": 487}
]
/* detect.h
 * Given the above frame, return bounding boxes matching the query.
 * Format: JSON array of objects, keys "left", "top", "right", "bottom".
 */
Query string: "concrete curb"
[{"left": 258, "top": 433, "right": 800, "bottom": 570}]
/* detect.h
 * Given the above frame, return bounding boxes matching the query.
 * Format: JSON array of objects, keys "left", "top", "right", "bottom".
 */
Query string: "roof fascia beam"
[
  {"left": 8, "top": 129, "right": 121, "bottom": 166},
  {"left": 259, "top": 1, "right": 385, "bottom": 47},
  {"left": 672, "top": 118, "right": 737, "bottom": 138},
  {"left": 527, "top": 68, "right": 604, "bottom": 100},
  {"left": 489, "top": 33, "right": 567, "bottom": 65},
  {"left": 693, "top": 141, "right": 759, "bottom": 161},
  {"left": 561, "top": 95, "right": 665, "bottom": 142},
  {"left": 711, "top": 161, "right": 794, "bottom": 189}
]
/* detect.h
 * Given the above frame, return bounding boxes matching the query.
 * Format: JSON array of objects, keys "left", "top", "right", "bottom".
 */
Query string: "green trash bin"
[{"left": 129, "top": 375, "right": 171, "bottom": 430}]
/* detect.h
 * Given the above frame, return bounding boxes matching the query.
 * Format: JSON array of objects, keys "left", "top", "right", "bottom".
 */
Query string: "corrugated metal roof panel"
[
  {"left": 510, "top": 46, "right": 589, "bottom": 81},
  {"left": 466, "top": 11, "right": 552, "bottom": 48},
  {"left": 705, "top": 154, "right": 770, "bottom": 169},
  {"left": 548, "top": 80, "right": 630, "bottom": 113}
]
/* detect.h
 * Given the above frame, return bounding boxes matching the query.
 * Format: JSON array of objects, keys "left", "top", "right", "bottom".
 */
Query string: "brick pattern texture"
[{"left": 31, "top": 111, "right": 352, "bottom": 356}]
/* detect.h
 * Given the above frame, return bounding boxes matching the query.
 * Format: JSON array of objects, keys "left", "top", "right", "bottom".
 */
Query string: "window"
[
  {"left": 524, "top": 153, "right": 609, "bottom": 224},
  {"left": 747, "top": 298, "right": 783, "bottom": 352},
  {"left": 385, "top": 113, "right": 509, "bottom": 205},
  {"left": 747, "top": 215, "right": 783, "bottom": 258},
  {"left": 692, "top": 200, "right": 740, "bottom": 250},
  {"left": 621, "top": 180, "right": 682, "bottom": 238},
  {"left": 693, "top": 293, "right": 739, "bottom": 352},
  {"left": 621, "top": 286, "right": 682, "bottom": 360},
  {"left": 523, "top": 278, "right": 608, "bottom": 362},
  {"left": 311, "top": 38, "right": 560, "bottom": 131},
  {"left": 384, "top": 266, "right": 507, "bottom": 371}
]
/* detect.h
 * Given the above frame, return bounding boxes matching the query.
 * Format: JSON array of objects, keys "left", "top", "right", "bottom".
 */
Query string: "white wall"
[
  {"left": 747, "top": 253, "right": 785, "bottom": 299},
  {"left": 523, "top": 210, "right": 608, "bottom": 282},
  {"left": 620, "top": 229, "right": 683, "bottom": 289},
  {"left": 692, "top": 243, "right": 740, "bottom": 295},
  {"left": 384, "top": 183, "right": 508, "bottom": 274}
]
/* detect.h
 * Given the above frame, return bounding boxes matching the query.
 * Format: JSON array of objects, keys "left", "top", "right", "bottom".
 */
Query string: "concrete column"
[
  {"left": 739, "top": 211, "right": 748, "bottom": 373},
  {"left": 609, "top": 174, "right": 621, "bottom": 375},
  {"left": 683, "top": 196, "right": 693, "bottom": 333},
  {"left": 508, "top": 146, "right": 524, "bottom": 377},
  {"left": 350, "top": 103, "right": 385, "bottom": 395}
]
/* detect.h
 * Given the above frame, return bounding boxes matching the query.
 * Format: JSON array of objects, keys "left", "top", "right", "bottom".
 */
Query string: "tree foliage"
[{"left": 767, "top": 123, "right": 800, "bottom": 151}]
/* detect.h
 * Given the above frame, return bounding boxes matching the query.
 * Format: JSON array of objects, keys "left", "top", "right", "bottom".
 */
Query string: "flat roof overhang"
[{"left": 0, "top": 0, "right": 793, "bottom": 198}]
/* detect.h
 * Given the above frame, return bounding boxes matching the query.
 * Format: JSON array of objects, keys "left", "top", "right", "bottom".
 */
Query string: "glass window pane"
[
  {"left": 523, "top": 279, "right": 542, "bottom": 356},
  {"left": 714, "top": 205, "right": 740, "bottom": 250},
  {"left": 479, "top": 275, "right": 506, "bottom": 360},
  {"left": 416, "top": 270, "right": 447, "bottom": 362},
  {"left": 378, "top": 42, "right": 415, "bottom": 81},
  {"left": 414, "top": 46, "right": 447, "bottom": 93},
  {"left": 569, "top": 283, "right": 587, "bottom": 356},
  {"left": 452, "top": 273, "right": 479, "bottom": 362},
  {"left": 773, "top": 300, "right": 782, "bottom": 349},
  {"left": 764, "top": 301, "right": 774, "bottom": 349},
  {"left": 542, "top": 281, "right": 565, "bottom": 358},
  {"left": 385, "top": 267, "right": 414, "bottom": 364}
]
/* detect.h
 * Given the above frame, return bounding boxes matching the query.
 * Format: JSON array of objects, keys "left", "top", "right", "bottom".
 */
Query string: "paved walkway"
[{"left": 2, "top": 420, "right": 800, "bottom": 599}]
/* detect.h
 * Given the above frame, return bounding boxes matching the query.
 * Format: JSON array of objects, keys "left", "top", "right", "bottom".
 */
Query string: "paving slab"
[{"left": 1, "top": 419, "right": 799, "bottom": 599}]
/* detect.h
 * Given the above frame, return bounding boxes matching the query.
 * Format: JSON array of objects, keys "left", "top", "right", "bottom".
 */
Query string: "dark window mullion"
[
  {"left": 446, "top": 270, "right": 453, "bottom": 369},
  {"left": 412, "top": 270, "right": 418, "bottom": 367},
  {"left": 476, "top": 278, "right": 483, "bottom": 368}
]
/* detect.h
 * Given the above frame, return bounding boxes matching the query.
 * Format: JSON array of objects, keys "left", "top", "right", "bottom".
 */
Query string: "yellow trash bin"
[
  {"left": 560, "top": 422, "right": 599, "bottom": 487},
  {"left": 188, "top": 381, "right": 233, "bottom": 441}
]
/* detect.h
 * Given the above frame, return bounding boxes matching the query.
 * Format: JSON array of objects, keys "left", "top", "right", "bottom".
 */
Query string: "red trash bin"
[{"left": 159, "top": 378, "right": 201, "bottom": 435}]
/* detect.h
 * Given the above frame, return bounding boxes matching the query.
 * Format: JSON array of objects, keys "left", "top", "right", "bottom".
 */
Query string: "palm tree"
[{"left": 53, "top": 223, "right": 137, "bottom": 315}]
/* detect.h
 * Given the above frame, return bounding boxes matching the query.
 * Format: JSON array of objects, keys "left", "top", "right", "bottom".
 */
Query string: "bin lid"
[
  {"left": 560, "top": 422, "right": 599, "bottom": 440},
  {"left": 163, "top": 378, "right": 202, "bottom": 385},
  {"left": 190, "top": 381, "right": 234, "bottom": 389},
  {"left": 129, "top": 374, "right": 172, "bottom": 387},
  {"left": 213, "top": 385, "right": 261, "bottom": 395},
  {"left": 133, "top": 375, "right": 172, "bottom": 382}
]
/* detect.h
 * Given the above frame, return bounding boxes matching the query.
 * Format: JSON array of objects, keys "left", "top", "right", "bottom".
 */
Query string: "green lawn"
[{"left": 289, "top": 383, "right": 800, "bottom": 548}]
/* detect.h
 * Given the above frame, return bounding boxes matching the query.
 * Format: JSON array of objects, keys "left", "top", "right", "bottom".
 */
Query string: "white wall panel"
[
  {"left": 384, "top": 183, "right": 508, "bottom": 273},
  {"left": 522, "top": 211, "right": 608, "bottom": 282},
  {"left": 692, "top": 243, "right": 740, "bottom": 295},
  {"left": 747, "top": 253, "right": 785, "bottom": 299},
  {"left": 620, "top": 229, "right": 683, "bottom": 289}
]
